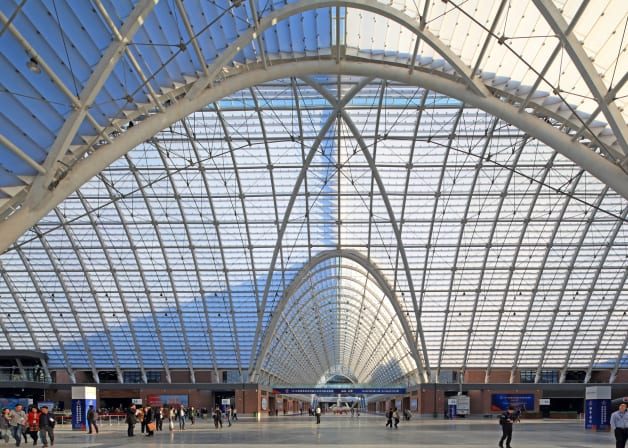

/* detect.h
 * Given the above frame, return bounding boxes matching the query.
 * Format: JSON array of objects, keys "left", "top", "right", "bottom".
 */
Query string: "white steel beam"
[
  {"left": 533, "top": 0, "right": 628, "bottom": 159},
  {"left": 1, "top": 60, "right": 626, "bottom": 255},
  {"left": 24, "top": 0, "right": 158, "bottom": 212}
]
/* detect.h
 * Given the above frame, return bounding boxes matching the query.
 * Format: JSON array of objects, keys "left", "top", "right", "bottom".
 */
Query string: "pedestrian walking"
[
  {"left": 225, "top": 407, "right": 232, "bottom": 427},
  {"left": 385, "top": 408, "right": 393, "bottom": 428},
  {"left": 168, "top": 408, "right": 175, "bottom": 431},
  {"left": 86, "top": 405, "right": 99, "bottom": 434},
  {"left": 37, "top": 406, "right": 55, "bottom": 447},
  {"left": 178, "top": 407, "right": 186, "bottom": 431},
  {"left": 155, "top": 407, "right": 163, "bottom": 431},
  {"left": 611, "top": 403, "right": 628, "bottom": 448},
  {"left": 144, "top": 407, "right": 155, "bottom": 437},
  {"left": 498, "top": 407, "right": 516, "bottom": 448},
  {"left": 1, "top": 408, "right": 11, "bottom": 443},
  {"left": 8, "top": 404, "right": 27, "bottom": 447},
  {"left": 392, "top": 407, "right": 400, "bottom": 428},
  {"left": 212, "top": 406, "right": 223, "bottom": 429},
  {"left": 25, "top": 407, "right": 39, "bottom": 446}
]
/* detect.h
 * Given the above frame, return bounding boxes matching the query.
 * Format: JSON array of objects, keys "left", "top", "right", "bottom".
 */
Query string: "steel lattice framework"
[{"left": 0, "top": 0, "right": 626, "bottom": 386}]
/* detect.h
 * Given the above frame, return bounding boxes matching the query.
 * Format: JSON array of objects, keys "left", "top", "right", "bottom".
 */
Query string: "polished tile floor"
[{"left": 45, "top": 414, "right": 613, "bottom": 447}]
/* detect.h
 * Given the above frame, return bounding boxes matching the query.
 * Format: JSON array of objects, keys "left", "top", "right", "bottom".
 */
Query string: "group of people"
[
  {"left": 0, "top": 404, "right": 55, "bottom": 447},
  {"left": 385, "top": 407, "right": 400, "bottom": 429},
  {"left": 124, "top": 404, "right": 237, "bottom": 437},
  {"left": 0, "top": 400, "right": 625, "bottom": 448},
  {"left": 211, "top": 405, "right": 236, "bottom": 428},
  {"left": 124, "top": 404, "right": 164, "bottom": 437}
]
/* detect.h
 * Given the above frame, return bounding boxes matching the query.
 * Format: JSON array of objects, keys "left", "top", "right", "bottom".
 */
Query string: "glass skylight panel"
[{"left": 2, "top": 0, "right": 627, "bottom": 385}]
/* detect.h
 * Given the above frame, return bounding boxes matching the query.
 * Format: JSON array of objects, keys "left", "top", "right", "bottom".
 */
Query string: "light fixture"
[{"left": 26, "top": 57, "right": 41, "bottom": 74}]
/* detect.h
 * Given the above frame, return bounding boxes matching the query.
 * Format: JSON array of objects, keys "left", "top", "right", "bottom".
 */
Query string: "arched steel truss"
[
  {"left": 253, "top": 249, "right": 427, "bottom": 385},
  {"left": 0, "top": 0, "right": 626, "bottom": 385}
]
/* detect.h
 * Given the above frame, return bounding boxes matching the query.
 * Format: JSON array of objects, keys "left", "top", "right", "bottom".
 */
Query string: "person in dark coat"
[
  {"left": 86, "top": 405, "right": 99, "bottom": 434},
  {"left": 155, "top": 407, "right": 163, "bottom": 431},
  {"left": 37, "top": 406, "right": 55, "bottom": 447},
  {"left": 498, "top": 407, "right": 516, "bottom": 448},
  {"left": 212, "top": 406, "right": 223, "bottom": 429},
  {"left": 144, "top": 406, "right": 154, "bottom": 437},
  {"left": 125, "top": 405, "right": 137, "bottom": 437}
]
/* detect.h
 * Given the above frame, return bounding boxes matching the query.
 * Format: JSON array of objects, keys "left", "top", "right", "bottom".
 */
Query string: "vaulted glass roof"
[{"left": 0, "top": 0, "right": 626, "bottom": 386}]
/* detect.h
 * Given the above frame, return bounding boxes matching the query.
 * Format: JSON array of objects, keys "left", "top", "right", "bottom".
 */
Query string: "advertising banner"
[
  {"left": 585, "top": 386, "right": 611, "bottom": 430},
  {"left": 0, "top": 398, "right": 31, "bottom": 409},
  {"left": 146, "top": 395, "right": 188, "bottom": 408},
  {"left": 584, "top": 399, "right": 611, "bottom": 430},
  {"left": 71, "top": 398, "right": 95, "bottom": 430},
  {"left": 272, "top": 387, "right": 406, "bottom": 394},
  {"left": 71, "top": 386, "right": 96, "bottom": 430},
  {"left": 491, "top": 393, "right": 534, "bottom": 411}
]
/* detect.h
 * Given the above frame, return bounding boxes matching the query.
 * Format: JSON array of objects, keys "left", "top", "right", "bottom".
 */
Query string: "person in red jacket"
[{"left": 26, "top": 407, "right": 39, "bottom": 446}]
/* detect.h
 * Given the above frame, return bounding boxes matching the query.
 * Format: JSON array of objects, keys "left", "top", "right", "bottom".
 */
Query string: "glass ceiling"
[{"left": 0, "top": 1, "right": 626, "bottom": 386}]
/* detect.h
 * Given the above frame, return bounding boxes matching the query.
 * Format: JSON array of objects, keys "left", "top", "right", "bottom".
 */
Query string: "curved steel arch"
[
  {"left": 23, "top": 0, "right": 159, "bottom": 212},
  {"left": 0, "top": 0, "right": 624, "bottom": 389},
  {"left": 257, "top": 273, "right": 417, "bottom": 384},
  {"left": 186, "top": 0, "right": 489, "bottom": 99},
  {"left": 532, "top": 0, "right": 628, "bottom": 158},
  {"left": 0, "top": 58, "right": 623, "bottom": 382},
  {"left": 302, "top": 74, "right": 431, "bottom": 382},
  {"left": 246, "top": 73, "right": 427, "bottom": 384},
  {"left": 1, "top": 58, "right": 625, "bottom": 255},
  {"left": 251, "top": 249, "right": 424, "bottom": 384},
  {"left": 262, "top": 268, "right": 414, "bottom": 384}
]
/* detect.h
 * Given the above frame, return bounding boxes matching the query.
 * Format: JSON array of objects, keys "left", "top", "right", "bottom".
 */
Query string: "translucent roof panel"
[{"left": 0, "top": 1, "right": 626, "bottom": 385}]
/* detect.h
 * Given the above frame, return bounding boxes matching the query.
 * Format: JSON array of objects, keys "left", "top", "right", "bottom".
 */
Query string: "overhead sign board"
[{"left": 272, "top": 388, "right": 406, "bottom": 394}]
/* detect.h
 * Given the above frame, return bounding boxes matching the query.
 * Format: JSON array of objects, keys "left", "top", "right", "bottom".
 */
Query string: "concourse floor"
[{"left": 49, "top": 414, "right": 612, "bottom": 448}]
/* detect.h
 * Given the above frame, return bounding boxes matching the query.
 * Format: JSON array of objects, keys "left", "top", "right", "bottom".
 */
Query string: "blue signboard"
[
  {"left": 71, "top": 399, "right": 84, "bottom": 430},
  {"left": 272, "top": 387, "right": 406, "bottom": 394},
  {"left": 71, "top": 398, "right": 96, "bottom": 430},
  {"left": 491, "top": 394, "right": 535, "bottom": 411},
  {"left": 585, "top": 399, "right": 611, "bottom": 430},
  {"left": 0, "top": 398, "right": 31, "bottom": 409}
]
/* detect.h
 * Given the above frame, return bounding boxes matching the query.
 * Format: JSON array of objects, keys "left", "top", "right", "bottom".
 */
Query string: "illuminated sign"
[{"left": 272, "top": 388, "right": 406, "bottom": 394}]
